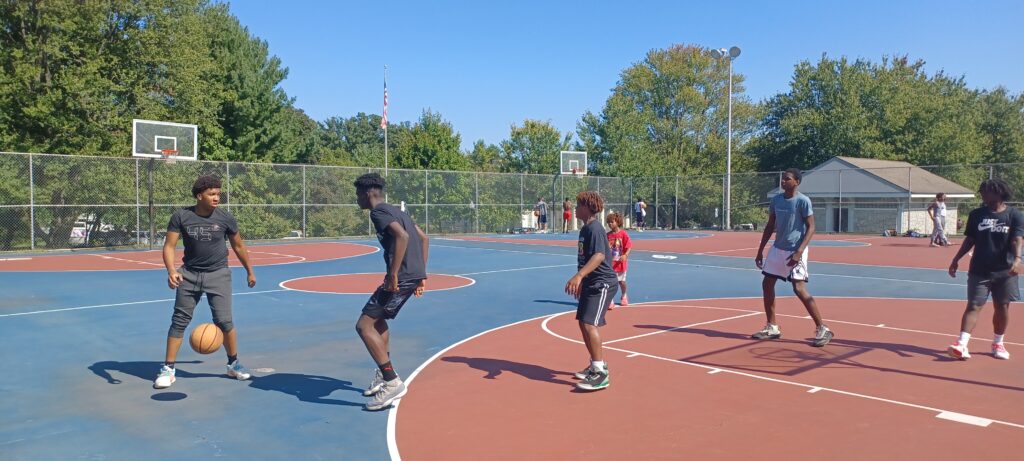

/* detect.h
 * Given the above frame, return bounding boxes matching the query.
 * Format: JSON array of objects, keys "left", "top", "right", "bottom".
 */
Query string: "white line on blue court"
[{"left": 0, "top": 289, "right": 287, "bottom": 318}]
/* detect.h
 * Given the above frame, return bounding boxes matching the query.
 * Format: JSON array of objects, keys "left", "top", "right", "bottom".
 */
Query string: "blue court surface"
[{"left": 0, "top": 233, "right": 985, "bottom": 460}]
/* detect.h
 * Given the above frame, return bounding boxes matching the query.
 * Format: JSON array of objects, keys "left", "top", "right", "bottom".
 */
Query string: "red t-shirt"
[{"left": 607, "top": 229, "right": 632, "bottom": 273}]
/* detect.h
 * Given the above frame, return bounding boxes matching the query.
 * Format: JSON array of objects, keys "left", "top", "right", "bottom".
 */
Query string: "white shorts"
[
  {"left": 762, "top": 246, "right": 809, "bottom": 282},
  {"left": 616, "top": 272, "right": 627, "bottom": 282}
]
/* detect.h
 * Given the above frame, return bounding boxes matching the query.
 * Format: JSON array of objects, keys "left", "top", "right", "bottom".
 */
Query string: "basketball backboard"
[
  {"left": 132, "top": 119, "right": 198, "bottom": 160},
  {"left": 560, "top": 151, "right": 587, "bottom": 175}
]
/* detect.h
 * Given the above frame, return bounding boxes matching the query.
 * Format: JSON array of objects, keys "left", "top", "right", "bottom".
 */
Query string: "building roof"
[{"left": 833, "top": 157, "right": 975, "bottom": 196}]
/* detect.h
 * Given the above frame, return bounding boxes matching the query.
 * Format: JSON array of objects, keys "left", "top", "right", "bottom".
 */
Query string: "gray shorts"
[
  {"left": 967, "top": 271, "right": 1020, "bottom": 306},
  {"left": 168, "top": 266, "right": 234, "bottom": 338}
]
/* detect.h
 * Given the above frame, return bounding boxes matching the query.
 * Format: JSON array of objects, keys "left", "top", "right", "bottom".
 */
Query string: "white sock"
[
  {"left": 591, "top": 360, "right": 606, "bottom": 371},
  {"left": 958, "top": 332, "right": 971, "bottom": 345},
  {"left": 994, "top": 334, "right": 1005, "bottom": 345}
]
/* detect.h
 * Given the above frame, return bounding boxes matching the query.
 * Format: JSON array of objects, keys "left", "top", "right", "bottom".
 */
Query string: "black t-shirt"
[
  {"left": 167, "top": 206, "right": 238, "bottom": 272},
  {"left": 965, "top": 205, "right": 1024, "bottom": 275},
  {"left": 578, "top": 218, "right": 617, "bottom": 286},
  {"left": 371, "top": 203, "right": 427, "bottom": 282}
]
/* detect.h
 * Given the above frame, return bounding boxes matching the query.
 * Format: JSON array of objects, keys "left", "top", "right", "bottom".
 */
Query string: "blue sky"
[{"left": 230, "top": 0, "right": 1023, "bottom": 150}]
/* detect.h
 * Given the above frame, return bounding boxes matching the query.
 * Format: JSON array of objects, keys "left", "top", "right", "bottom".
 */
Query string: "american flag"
[{"left": 380, "top": 80, "right": 388, "bottom": 130}]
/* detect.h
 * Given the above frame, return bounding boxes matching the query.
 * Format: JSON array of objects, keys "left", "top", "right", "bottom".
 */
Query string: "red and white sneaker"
[
  {"left": 992, "top": 343, "right": 1010, "bottom": 360},
  {"left": 947, "top": 343, "right": 971, "bottom": 360},
  {"left": 620, "top": 295, "right": 629, "bottom": 307}
]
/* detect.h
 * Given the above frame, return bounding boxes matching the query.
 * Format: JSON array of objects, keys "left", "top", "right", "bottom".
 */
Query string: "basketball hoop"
[
  {"left": 160, "top": 149, "right": 178, "bottom": 165},
  {"left": 571, "top": 167, "right": 578, "bottom": 176}
]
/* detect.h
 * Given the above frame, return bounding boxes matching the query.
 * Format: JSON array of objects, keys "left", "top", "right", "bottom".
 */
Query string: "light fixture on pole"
[{"left": 710, "top": 46, "right": 740, "bottom": 230}]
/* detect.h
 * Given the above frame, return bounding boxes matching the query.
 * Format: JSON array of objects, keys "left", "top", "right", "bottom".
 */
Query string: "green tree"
[
  {"left": 576, "top": 44, "right": 759, "bottom": 177},
  {"left": 978, "top": 87, "right": 1024, "bottom": 164},
  {"left": 753, "top": 55, "right": 987, "bottom": 171},
  {"left": 501, "top": 119, "right": 572, "bottom": 173},
  {"left": 391, "top": 110, "right": 468, "bottom": 170},
  {"left": 467, "top": 140, "right": 505, "bottom": 172}
]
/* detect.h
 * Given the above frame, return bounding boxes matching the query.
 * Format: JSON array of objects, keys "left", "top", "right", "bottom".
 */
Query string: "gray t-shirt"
[
  {"left": 371, "top": 203, "right": 427, "bottom": 282},
  {"left": 167, "top": 206, "right": 238, "bottom": 272},
  {"left": 536, "top": 201, "right": 547, "bottom": 216},
  {"left": 771, "top": 192, "right": 813, "bottom": 251}
]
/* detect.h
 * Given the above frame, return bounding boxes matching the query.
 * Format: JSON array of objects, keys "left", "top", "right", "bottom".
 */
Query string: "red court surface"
[
  {"left": 280, "top": 272, "right": 475, "bottom": 294},
  {"left": 0, "top": 242, "right": 377, "bottom": 272},
  {"left": 392, "top": 297, "right": 1024, "bottom": 460},
  {"left": 454, "top": 232, "right": 962, "bottom": 271}
]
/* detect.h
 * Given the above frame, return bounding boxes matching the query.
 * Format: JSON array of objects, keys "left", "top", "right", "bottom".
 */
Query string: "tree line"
[{"left": 2, "top": 1, "right": 1022, "bottom": 178}]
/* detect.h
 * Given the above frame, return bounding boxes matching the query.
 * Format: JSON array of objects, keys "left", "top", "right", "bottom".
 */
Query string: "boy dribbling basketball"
[
  {"left": 566, "top": 191, "right": 618, "bottom": 391},
  {"left": 354, "top": 173, "right": 429, "bottom": 410},
  {"left": 153, "top": 175, "right": 257, "bottom": 389}
]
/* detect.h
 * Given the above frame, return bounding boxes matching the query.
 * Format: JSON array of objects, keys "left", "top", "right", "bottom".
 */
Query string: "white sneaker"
[
  {"left": 751, "top": 323, "right": 782, "bottom": 340},
  {"left": 947, "top": 343, "right": 971, "bottom": 360},
  {"left": 992, "top": 343, "right": 1010, "bottom": 360},
  {"left": 365, "top": 378, "right": 407, "bottom": 411},
  {"left": 153, "top": 365, "right": 176, "bottom": 389},
  {"left": 226, "top": 360, "right": 251, "bottom": 380},
  {"left": 363, "top": 368, "right": 385, "bottom": 396}
]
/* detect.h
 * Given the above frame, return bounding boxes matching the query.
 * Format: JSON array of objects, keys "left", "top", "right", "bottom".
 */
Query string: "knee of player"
[{"left": 214, "top": 319, "right": 234, "bottom": 333}]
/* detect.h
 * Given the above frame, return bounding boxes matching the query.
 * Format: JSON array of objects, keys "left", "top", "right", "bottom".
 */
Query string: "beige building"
[{"left": 768, "top": 157, "right": 975, "bottom": 235}]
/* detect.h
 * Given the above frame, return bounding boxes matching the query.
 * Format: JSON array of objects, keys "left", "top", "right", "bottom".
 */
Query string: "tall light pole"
[{"left": 710, "top": 46, "right": 740, "bottom": 230}]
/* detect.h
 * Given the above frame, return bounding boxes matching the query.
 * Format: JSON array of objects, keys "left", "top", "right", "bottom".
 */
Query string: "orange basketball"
[{"left": 189, "top": 323, "right": 223, "bottom": 354}]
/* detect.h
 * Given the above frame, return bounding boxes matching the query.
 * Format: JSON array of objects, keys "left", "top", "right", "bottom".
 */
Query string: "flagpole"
[{"left": 383, "top": 65, "right": 388, "bottom": 177}]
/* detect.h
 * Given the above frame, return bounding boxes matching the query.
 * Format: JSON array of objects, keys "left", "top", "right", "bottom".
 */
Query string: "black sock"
[
  {"left": 227, "top": 354, "right": 238, "bottom": 365},
  {"left": 164, "top": 362, "right": 175, "bottom": 369},
  {"left": 379, "top": 361, "right": 398, "bottom": 381}
]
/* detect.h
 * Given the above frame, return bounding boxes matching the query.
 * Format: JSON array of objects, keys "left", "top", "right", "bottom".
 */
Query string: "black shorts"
[
  {"left": 968, "top": 271, "right": 1020, "bottom": 306},
  {"left": 539, "top": 214, "right": 548, "bottom": 224},
  {"left": 576, "top": 282, "right": 617, "bottom": 327},
  {"left": 362, "top": 279, "right": 422, "bottom": 320},
  {"left": 635, "top": 212, "right": 645, "bottom": 225}
]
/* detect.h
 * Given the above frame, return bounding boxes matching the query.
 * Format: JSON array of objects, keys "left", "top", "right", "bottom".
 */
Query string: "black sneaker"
[
  {"left": 575, "top": 367, "right": 610, "bottom": 391},
  {"left": 573, "top": 364, "right": 609, "bottom": 380},
  {"left": 751, "top": 323, "right": 782, "bottom": 340}
]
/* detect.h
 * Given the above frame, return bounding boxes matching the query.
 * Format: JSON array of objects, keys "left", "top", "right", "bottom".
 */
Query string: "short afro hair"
[
  {"left": 192, "top": 175, "right": 222, "bottom": 198},
  {"left": 979, "top": 179, "right": 1013, "bottom": 202},
  {"left": 576, "top": 191, "right": 604, "bottom": 214},
  {"left": 353, "top": 173, "right": 386, "bottom": 192},
  {"left": 784, "top": 168, "right": 803, "bottom": 183},
  {"left": 606, "top": 211, "right": 623, "bottom": 227}
]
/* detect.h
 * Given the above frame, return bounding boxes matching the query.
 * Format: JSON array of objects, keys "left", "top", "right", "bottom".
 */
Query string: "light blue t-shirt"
[{"left": 771, "top": 192, "right": 813, "bottom": 251}]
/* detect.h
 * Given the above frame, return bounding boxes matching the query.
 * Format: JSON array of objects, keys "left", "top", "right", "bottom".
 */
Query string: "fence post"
[
  {"left": 520, "top": 174, "right": 524, "bottom": 227},
  {"left": 225, "top": 162, "right": 231, "bottom": 211},
  {"left": 674, "top": 176, "right": 679, "bottom": 230},
  {"left": 301, "top": 165, "right": 307, "bottom": 237},
  {"left": 838, "top": 169, "right": 843, "bottom": 233},
  {"left": 135, "top": 158, "right": 140, "bottom": 246},
  {"left": 654, "top": 177, "right": 659, "bottom": 229},
  {"left": 425, "top": 170, "right": 430, "bottom": 234},
  {"left": 990, "top": 165, "right": 994, "bottom": 180},
  {"left": 29, "top": 154, "right": 35, "bottom": 250},
  {"left": 906, "top": 166, "right": 912, "bottom": 233},
  {"left": 474, "top": 172, "right": 480, "bottom": 234}
]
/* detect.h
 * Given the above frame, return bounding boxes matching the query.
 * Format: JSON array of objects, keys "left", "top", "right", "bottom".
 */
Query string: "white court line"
[
  {"left": 457, "top": 263, "right": 577, "bottom": 276},
  {"left": 708, "top": 369, "right": 723, "bottom": 374},
  {"left": 539, "top": 312, "right": 1024, "bottom": 430},
  {"left": 278, "top": 273, "right": 476, "bottom": 295},
  {"left": 248, "top": 251, "right": 307, "bottom": 262},
  {"left": 604, "top": 312, "right": 761, "bottom": 345},
  {"left": 386, "top": 313, "right": 557, "bottom": 461},
  {"left": 0, "top": 289, "right": 287, "bottom": 318},
  {"left": 91, "top": 254, "right": 164, "bottom": 266},
  {"left": 0, "top": 257, "right": 31, "bottom": 261},
  {"left": 431, "top": 244, "right": 966, "bottom": 287},
  {"left": 808, "top": 387, "right": 823, "bottom": 393},
  {"left": 633, "top": 302, "right": 1024, "bottom": 347},
  {"left": 936, "top": 411, "right": 993, "bottom": 427}
]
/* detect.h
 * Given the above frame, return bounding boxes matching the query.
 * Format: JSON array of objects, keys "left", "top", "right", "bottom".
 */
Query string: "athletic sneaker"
[
  {"left": 812, "top": 325, "right": 834, "bottom": 347},
  {"left": 366, "top": 378, "right": 407, "bottom": 411},
  {"left": 576, "top": 367, "right": 610, "bottom": 391},
  {"left": 751, "top": 323, "right": 782, "bottom": 340},
  {"left": 363, "top": 368, "right": 385, "bottom": 396},
  {"left": 947, "top": 343, "right": 971, "bottom": 360},
  {"left": 226, "top": 360, "right": 251, "bottom": 380},
  {"left": 620, "top": 294, "right": 629, "bottom": 307},
  {"left": 608, "top": 303, "right": 617, "bottom": 311},
  {"left": 153, "top": 365, "right": 175, "bottom": 389},
  {"left": 573, "top": 364, "right": 609, "bottom": 380},
  {"left": 992, "top": 343, "right": 1010, "bottom": 360}
]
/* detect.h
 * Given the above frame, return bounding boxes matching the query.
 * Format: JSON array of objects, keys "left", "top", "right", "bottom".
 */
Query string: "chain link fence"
[{"left": 0, "top": 152, "right": 1015, "bottom": 252}]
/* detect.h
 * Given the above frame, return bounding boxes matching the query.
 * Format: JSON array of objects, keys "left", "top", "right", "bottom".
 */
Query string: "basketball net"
[{"left": 161, "top": 149, "right": 178, "bottom": 165}]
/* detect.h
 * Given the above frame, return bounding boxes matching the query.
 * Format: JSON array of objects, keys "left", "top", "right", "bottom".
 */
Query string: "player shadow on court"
[
  {"left": 533, "top": 299, "right": 578, "bottom": 307},
  {"left": 631, "top": 325, "right": 1024, "bottom": 392},
  {"left": 247, "top": 373, "right": 364, "bottom": 407},
  {"left": 441, "top": 356, "right": 575, "bottom": 385},
  {"left": 89, "top": 360, "right": 220, "bottom": 385}
]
